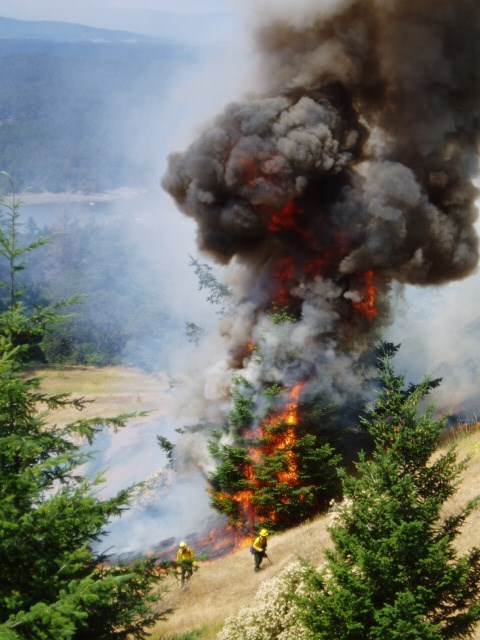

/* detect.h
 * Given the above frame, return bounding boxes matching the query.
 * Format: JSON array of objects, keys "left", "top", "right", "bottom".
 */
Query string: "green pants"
[
  {"left": 254, "top": 550, "right": 265, "bottom": 571},
  {"left": 179, "top": 561, "right": 193, "bottom": 586}
]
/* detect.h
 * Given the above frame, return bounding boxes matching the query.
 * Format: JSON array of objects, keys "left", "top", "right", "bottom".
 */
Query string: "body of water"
[{"left": 19, "top": 189, "right": 142, "bottom": 227}]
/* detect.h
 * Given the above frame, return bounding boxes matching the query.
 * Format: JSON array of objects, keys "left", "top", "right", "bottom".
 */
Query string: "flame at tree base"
[{"left": 209, "top": 381, "right": 342, "bottom": 533}]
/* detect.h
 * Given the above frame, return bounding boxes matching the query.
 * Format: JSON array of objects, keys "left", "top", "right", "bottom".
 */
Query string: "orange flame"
[
  {"left": 268, "top": 201, "right": 298, "bottom": 232},
  {"left": 273, "top": 257, "right": 297, "bottom": 308},
  {"left": 195, "top": 525, "right": 252, "bottom": 560},
  {"left": 217, "top": 382, "right": 305, "bottom": 529},
  {"left": 270, "top": 233, "right": 353, "bottom": 310},
  {"left": 239, "top": 157, "right": 261, "bottom": 187},
  {"left": 267, "top": 383, "right": 303, "bottom": 486},
  {"left": 246, "top": 341, "right": 255, "bottom": 355},
  {"left": 352, "top": 271, "right": 378, "bottom": 320}
]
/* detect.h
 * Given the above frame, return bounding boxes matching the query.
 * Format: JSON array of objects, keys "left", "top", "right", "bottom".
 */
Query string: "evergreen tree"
[
  {"left": 0, "top": 173, "right": 63, "bottom": 355},
  {"left": 188, "top": 256, "right": 232, "bottom": 317},
  {"left": 299, "top": 351, "right": 480, "bottom": 639},
  {"left": 0, "top": 185, "right": 167, "bottom": 639},
  {"left": 209, "top": 377, "right": 341, "bottom": 531}
]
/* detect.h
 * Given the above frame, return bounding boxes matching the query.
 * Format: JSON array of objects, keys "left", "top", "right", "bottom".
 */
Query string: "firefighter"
[
  {"left": 177, "top": 541, "right": 195, "bottom": 587},
  {"left": 252, "top": 528, "right": 269, "bottom": 572}
]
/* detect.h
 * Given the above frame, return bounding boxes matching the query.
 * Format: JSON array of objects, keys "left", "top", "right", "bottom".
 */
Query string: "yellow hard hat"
[
  {"left": 179, "top": 541, "right": 187, "bottom": 548},
  {"left": 260, "top": 528, "right": 269, "bottom": 537}
]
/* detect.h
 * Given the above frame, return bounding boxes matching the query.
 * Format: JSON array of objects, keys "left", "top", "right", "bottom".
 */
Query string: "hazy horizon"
[{"left": 0, "top": 0, "right": 241, "bottom": 45}]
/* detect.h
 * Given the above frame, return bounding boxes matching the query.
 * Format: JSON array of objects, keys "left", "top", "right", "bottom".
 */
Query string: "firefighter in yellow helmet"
[
  {"left": 177, "top": 541, "right": 195, "bottom": 587},
  {"left": 252, "top": 528, "right": 269, "bottom": 572}
]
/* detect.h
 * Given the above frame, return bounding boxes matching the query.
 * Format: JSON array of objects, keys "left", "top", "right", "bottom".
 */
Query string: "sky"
[
  {"left": 0, "top": 0, "right": 232, "bottom": 22},
  {"left": 0, "top": 0, "right": 240, "bottom": 42}
]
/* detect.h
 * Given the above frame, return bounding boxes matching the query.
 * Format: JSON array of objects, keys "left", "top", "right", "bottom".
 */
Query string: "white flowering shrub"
[
  {"left": 327, "top": 496, "right": 352, "bottom": 527},
  {"left": 216, "top": 561, "right": 314, "bottom": 640}
]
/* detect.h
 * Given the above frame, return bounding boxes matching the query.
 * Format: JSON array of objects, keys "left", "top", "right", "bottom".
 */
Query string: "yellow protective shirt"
[
  {"left": 252, "top": 535, "right": 267, "bottom": 553},
  {"left": 177, "top": 547, "right": 195, "bottom": 563}
]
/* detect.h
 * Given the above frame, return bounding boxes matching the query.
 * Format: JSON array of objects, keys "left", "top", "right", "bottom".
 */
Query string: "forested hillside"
[
  {"left": 0, "top": 18, "right": 193, "bottom": 192},
  {"left": 0, "top": 209, "right": 178, "bottom": 370}
]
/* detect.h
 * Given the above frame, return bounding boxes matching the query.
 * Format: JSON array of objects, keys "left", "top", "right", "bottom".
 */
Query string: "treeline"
[
  {"left": 0, "top": 36, "right": 191, "bottom": 192},
  {"left": 0, "top": 202, "right": 176, "bottom": 369}
]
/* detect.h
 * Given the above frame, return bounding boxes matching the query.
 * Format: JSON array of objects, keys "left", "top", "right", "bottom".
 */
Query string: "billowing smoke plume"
[{"left": 162, "top": 0, "right": 480, "bottom": 447}]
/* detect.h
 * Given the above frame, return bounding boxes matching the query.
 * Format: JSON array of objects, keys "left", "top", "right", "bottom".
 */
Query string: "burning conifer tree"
[{"left": 208, "top": 374, "right": 342, "bottom": 532}]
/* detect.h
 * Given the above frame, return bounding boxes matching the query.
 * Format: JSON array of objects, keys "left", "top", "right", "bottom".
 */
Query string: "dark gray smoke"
[{"left": 162, "top": 0, "right": 480, "bottom": 430}]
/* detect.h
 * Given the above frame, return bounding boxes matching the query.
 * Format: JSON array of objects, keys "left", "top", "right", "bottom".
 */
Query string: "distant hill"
[
  {"left": 0, "top": 17, "right": 194, "bottom": 193},
  {"left": 0, "top": 15, "right": 168, "bottom": 44}
]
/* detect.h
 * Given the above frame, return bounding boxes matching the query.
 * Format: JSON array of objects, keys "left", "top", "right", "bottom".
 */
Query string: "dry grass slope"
[
  {"left": 154, "top": 426, "right": 480, "bottom": 640},
  {"left": 34, "top": 365, "right": 167, "bottom": 426}
]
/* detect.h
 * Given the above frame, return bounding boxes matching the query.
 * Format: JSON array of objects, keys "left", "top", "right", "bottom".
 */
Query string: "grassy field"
[
  {"left": 34, "top": 367, "right": 480, "bottom": 640},
  {"left": 33, "top": 365, "right": 168, "bottom": 426}
]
